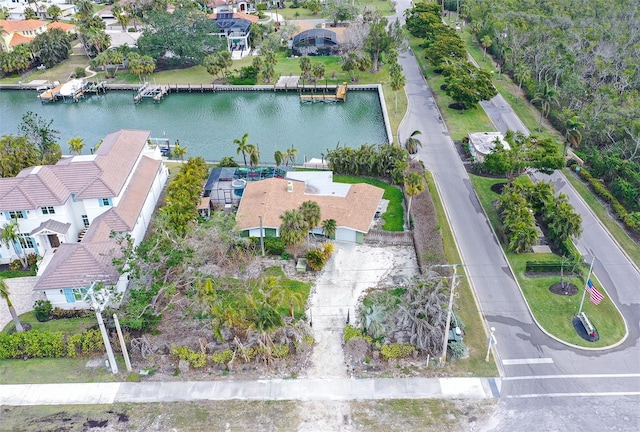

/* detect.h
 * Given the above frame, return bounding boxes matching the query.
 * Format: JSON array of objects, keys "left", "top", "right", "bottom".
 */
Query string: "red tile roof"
[{"left": 0, "top": 19, "right": 48, "bottom": 33}]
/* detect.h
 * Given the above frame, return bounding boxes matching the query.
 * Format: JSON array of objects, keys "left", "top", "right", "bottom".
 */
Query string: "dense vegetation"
[{"left": 463, "top": 0, "right": 640, "bottom": 219}]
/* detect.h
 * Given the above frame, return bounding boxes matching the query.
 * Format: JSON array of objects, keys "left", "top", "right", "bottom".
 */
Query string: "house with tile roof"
[
  {"left": 235, "top": 172, "right": 384, "bottom": 244},
  {"left": 0, "top": 19, "right": 76, "bottom": 53},
  {"left": 209, "top": 11, "right": 259, "bottom": 59},
  {"left": 0, "top": 130, "right": 169, "bottom": 308}
]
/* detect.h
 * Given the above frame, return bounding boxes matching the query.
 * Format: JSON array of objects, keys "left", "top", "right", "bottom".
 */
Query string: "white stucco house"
[
  {"left": 0, "top": 130, "right": 169, "bottom": 309},
  {"left": 235, "top": 172, "right": 384, "bottom": 244}
]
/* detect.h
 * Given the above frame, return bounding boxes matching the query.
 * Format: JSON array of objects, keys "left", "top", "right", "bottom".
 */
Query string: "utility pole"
[
  {"left": 113, "top": 314, "right": 132, "bottom": 372},
  {"left": 485, "top": 326, "right": 496, "bottom": 362},
  {"left": 259, "top": 215, "right": 265, "bottom": 257},
  {"left": 85, "top": 281, "right": 118, "bottom": 374},
  {"left": 440, "top": 264, "right": 460, "bottom": 366}
]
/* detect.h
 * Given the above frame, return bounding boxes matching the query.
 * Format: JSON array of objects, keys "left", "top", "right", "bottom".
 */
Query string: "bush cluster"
[
  {"left": 448, "top": 341, "right": 467, "bottom": 359},
  {"left": 0, "top": 329, "right": 104, "bottom": 359},
  {"left": 171, "top": 345, "right": 208, "bottom": 368},
  {"left": 380, "top": 343, "right": 416, "bottom": 360},
  {"left": 210, "top": 348, "right": 234, "bottom": 365},
  {"left": 250, "top": 237, "right": 285, "bottom": 256},
  {"left": 50, "top": 307, "right": 91, "bottom": 319},
  {"left": 576, "top": 167, "right": 640, "bottom": 232},
  {"left": 305, "top": 242, "right": 334, "bottom": 271},
  {"left": 343, "top": 324, "right": 372, "bottom": 344}
]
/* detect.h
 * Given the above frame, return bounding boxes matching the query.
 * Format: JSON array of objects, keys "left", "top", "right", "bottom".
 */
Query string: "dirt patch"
[{"left": 549, "top": 282, "right": 578, "bottom": 296}]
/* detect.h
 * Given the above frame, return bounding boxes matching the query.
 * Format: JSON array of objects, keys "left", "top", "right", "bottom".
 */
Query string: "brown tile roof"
[
  {"left": 0, "top": 130, "right": 151, "bottom": 211},
  {"left": 209, "top": 11, "right": 259, "bottom": 23},
  {"left": 82, "top": 156, "right": 162, "bottom": 243},
  {"left": 9, "top": 32, "right": 32, "bottom": 46},
  {"left": 30, "top": 219, "right": 71, "bottom": 236},
  {"left": 0, "top": 19, "right": 48, "bottom": 33},
  {"left": 48, "top": 22, "right": 76, "bottom": 32},
  {"left": 235, "top": 178, "right": 383, "bottom": 233},
  {"left": 35, "top": 241, "right": 121, "bottom": 290},
  {"left": 77, "top": 129, "right": 151, "bottom": 199}
]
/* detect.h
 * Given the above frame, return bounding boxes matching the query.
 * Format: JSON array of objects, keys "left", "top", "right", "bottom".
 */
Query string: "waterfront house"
[
  {"left": 235, "top": 172, "right": 384, "bottom": 243},
  {"left": 0, "top": 130, "right": 169, "bottom": 308},
  {"left": 0, "top": 19, "right": 76, "bottom": 53},
  {"left": 209, "top": 11, "right": 258, "bottom": 59}
]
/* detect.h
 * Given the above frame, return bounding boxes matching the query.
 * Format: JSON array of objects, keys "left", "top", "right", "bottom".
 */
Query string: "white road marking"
[
  {"left": 502, "top": 358, "right": 554, "bottom": 365},
  {"left": 506, "top": 392, "right": 640, "bottom": 398},
  {"left": 503, "top": 373, "right": 640, "bottom": 381}
]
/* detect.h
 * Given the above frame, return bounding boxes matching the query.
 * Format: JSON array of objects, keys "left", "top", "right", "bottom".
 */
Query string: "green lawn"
[
  {"left": 2, "top": 311, "right": 94, "bottom": 334},
  {"left": 333, "top": 175, "right": 404, "bottom": 232},
  {"left": 469, "top": 174, "right": 626, "bottom": 347},
  {"left": 424, "top": 172, "right": 498, "bottom": 375},
  {"left": 277, "top": 0, "right": 396, "bottom": 20},
  {"left": 0, "top": 357, "right": 122, "bottom": 384},
  {"left": 406, "top": 34, "right": 495, "bottom": 141},
  {"left": 563, "top": 169, "right": 640, "bottom": 267}
]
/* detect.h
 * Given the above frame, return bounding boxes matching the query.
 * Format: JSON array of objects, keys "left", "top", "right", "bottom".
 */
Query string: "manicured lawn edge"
[
  {"left": 424, "top": 171, "right": 498, "bottom": 375},
  {"left": 469, "top": 174, "right": 627, "bottom": 348}
]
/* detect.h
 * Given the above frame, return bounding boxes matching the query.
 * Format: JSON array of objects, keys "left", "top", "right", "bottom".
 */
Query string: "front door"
[{"left": 48, "top": 234, "right": 60, "bottom": 248}]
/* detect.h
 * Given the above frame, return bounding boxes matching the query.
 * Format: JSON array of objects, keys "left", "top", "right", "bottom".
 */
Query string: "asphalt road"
[{"left": 394, "top": 1, "right": 640, "bottom": 430}]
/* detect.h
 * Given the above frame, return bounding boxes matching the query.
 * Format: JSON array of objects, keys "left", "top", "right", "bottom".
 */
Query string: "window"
[
  {"left": 81, "top": 215, "right": 90, "bottom": 228},
  {"left": 8, "top": 211, "right": 25, "bottom": 219},
  {"left": 18, "top": 234, "right": 35, "bottom": 249},
  {"left": 41, "top": 206, "right": 55, "bottom": 215},
  {"left": 73, "top": 288, "right": 88, "bottom": 301},
  {"left": 100, "top": 198, "right": 112, "bottom": 207}
]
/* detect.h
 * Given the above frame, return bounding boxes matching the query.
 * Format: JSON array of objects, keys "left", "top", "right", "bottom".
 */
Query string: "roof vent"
[{"left": 287, "top": 181, "right": 293, "bottom": 193}]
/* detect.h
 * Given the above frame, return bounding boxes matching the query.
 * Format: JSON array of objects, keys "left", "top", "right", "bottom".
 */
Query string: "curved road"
[{"left": 394, "top": 1, "right": 640, "bottom": 430}]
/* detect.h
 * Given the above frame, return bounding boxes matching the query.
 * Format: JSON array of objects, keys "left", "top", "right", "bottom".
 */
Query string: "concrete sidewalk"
[{"left": 0, "top": 377, "right": 501, "bottom": 406}]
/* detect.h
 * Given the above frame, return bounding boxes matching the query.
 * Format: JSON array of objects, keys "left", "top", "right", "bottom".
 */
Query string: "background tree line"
[{"left": 462, "top": 0, "right": 640, "bottom": 215}]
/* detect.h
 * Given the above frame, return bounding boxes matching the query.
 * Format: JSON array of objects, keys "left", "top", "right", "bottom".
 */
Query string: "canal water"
[{"left": 0, "top": 89, "right": 387, "bottom": 163}]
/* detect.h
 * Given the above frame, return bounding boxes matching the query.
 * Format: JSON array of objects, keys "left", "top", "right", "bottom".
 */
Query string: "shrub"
[
  {"left": 305, "top": 248, "right": 326, "bottom": 271},
  {"left": 0, "top": 331, "right": 66, "bottom": 359},
  {"left": 171, "top": 345, "right": 207, "bottom": 368},
  {"left": 264, "top": 237, "right": 285, "bottom": 256},
  {"left": 33, "top": 299, "right": 52, "bottom": 322},
  {"left": 271, "top": 343, "right": 290, "bottom": 358},
  {"left": 9, "top": 259, "right": 22, "bottom": 271},
  {"left": 448, "top": 341, "right": 467, "bottom": 359},
  {"left": 343, "top": 324, "right": 372, "bottom": 344},
  {"left": 210, "top": 348, "right": 233, "bottom": 365},
  {"left": 74, "top": 66, "right": 86, "bottom": 78},
  {"left": 51, "top": 308, "right": 90, "bottom": 319},
  {"left": 381, "top": 343, "right": 415, "bottom": 360},
  {"left": 81, "top": 329, "right": 104, "bottom": 355},
  {"left": 26, "top": 253, "right": 38, "bottom": 268},
  {"left": 321, "top": 242, "right": 334, "bottom": 258}
]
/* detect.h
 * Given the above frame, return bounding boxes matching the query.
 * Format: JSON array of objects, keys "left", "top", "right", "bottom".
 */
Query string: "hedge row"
[
  {"left": 0, "top": 329, "right": 104, "bottom": 359},
  {"left": 576, "top": 167, "right": 640, "bottom": 233},
  {"left": 525, "top": 261, "right": 583, "bottom": 275}
]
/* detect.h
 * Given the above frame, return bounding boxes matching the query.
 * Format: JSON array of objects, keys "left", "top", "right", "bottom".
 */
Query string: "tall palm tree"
[
  {"left": 321, "top": 218, "right": 337, "bottom": 239},
  {"left": 1, "top": 220, "right": 27, "bottom": 269},
  {"left": 247, "top": 144, "right": 260, "bottom": 168},
  {"left": 284, "top": 146, "right": 298, "bottom": 166},
  {"left": 404, "top": 172, "right": 426, "bottom": 221},
  {"left": 0, "top": 278, "right": 24, "bottom": 332},
  {"left": 513, "top": 63, "right": 530, "bottom": 90},
  {"left": 299, "top": 200, "right": 321, "bottom": 242},
  {"left": 234, "top": 133, "right": 251, "bottom": 166},
  {"left": 532, "top": 82, "right": 559, "bottom": 131},
  {"left": 67, "top": 137, "right": 84, "bottom": 155},
  {"left": 404, "top": 130, "right": 423, "bottom": 155},
  {"left": 274, "top": 150, "right": 284, "bottom": 167},
  {"left": 564, "top": 115, "right": 585, "bottom": 155},
  {"left": 279, "top": 209, "right": 307, "bottom": 246}
]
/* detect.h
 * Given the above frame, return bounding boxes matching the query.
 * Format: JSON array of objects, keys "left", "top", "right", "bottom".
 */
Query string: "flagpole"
[{"left": 578, "top": 256, "right": 595, "bottom": 314}]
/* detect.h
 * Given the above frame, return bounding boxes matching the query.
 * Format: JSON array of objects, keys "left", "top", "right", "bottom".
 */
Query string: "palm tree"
[
  {"left": 532, "top": 82, "right": 559, "bottom": 132},
  {"left": 284, "top": 146, "right": 298, "bottom": 166},
  {"left": 67, "top": 137, "right": 84, "bottom": 155},
  {"left": 404, "top": 130, "right": 423, "bottom": 155},
  {"left": 299, "top": 200, "right": 321, "bottom": 242},
  {"left": 564, "top": 115, "right": 585, "bottom": 155},
  {"left": 0, "top": 278, "right": 24, "bottom": 333},
  {"left": 404, "top": 172, "right": 426, "bottom": 221},
  {"left": 299, "top": 56, "right": 311, "bottom": 81},
  {"left": 1, "top": 220, "right": 27, "bottom": 269},
  {"left": 274, "top": 150, "right": 284, "bottom": 167},
  {"left": 234, "top": 133, "right": 251, "bottom": 166},
  {"left": 172, "top": 143, "right": 187, "bottom": 161},
  {"left": 513, "top": 63, "right": 530, "bottom": 91},
  {"left": 389, "top": 62, "right": 406, "bottom": 113},
  {"left": 321, "top": 218, "right": 337, "bottom": 240},
  {"left": 508, "top": 221, "right": 538, "bottom": 253},
  {"left": 279, "top": 209, "right": 307, "bottom": 246},
  {"left": 247, "top": 144, "right": 260, "bottom": 167},
  {"left": 480, "top": 35, "right": 492, "bottom": 59}
]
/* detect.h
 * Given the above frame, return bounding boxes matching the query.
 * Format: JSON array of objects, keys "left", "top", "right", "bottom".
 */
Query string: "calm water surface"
[{"left": 0, "top": 89, "right": 387, "bottom": 163}]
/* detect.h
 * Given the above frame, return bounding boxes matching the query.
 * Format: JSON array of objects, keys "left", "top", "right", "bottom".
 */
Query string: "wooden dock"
[
  {"left": 133, "top": 83, "right": 170, "bottom": 104},
  {"left": 300, "top": 82, "right": 348, "bottom": 103}
]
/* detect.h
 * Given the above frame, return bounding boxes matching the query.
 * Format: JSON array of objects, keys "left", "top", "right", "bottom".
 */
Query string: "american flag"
[{"left": 586, "top": 279, "right": 604, "bottom": 305}]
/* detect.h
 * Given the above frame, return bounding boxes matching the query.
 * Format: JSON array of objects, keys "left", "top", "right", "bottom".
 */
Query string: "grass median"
[{"left": 470, "top": 174, "right": 626, "bottom": 348}]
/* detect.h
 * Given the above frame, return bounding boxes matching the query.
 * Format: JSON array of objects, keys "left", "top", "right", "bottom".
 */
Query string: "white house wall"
[
  {"left": 129, "top": 164, "right": 168, "bottom": 247},
  {"left": 335, "top": 227, "right": 356, "bottom": 243}
]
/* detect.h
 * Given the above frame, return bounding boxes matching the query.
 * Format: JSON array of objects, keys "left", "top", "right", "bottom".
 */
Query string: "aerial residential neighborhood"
[{"left": 0, "top": 1, "right": 638, "bottom": 431}]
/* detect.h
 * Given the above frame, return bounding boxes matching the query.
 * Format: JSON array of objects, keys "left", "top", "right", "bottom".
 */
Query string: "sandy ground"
[{"left": 300, "top": 243, "right": 419, "bottom": 431}]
